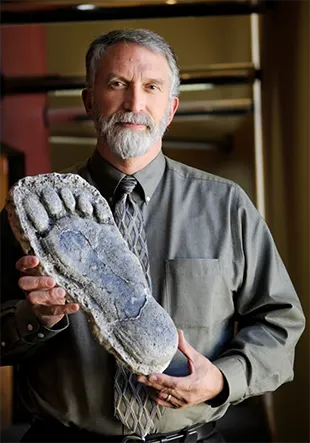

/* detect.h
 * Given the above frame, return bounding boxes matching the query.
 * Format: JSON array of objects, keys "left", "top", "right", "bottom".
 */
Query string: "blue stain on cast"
[{"left": 59, "top": 230, "right": 145, "bottom": 319}]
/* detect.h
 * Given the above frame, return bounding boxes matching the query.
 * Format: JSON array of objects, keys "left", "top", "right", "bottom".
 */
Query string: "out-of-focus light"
[
  {"left": 179, "top": 83, "right": 215, "bottom": 92},
  {"left": 166, "top": 0, "right": 177, "bottom": 5},
  {"left": 51, "top": 90, "right": 82, "bottom": 97},
  {"left": 77, "top": 4, "right": 96, "bottom": 11}
]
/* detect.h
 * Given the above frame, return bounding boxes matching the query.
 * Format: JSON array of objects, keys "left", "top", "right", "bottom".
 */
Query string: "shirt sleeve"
[
  {"left": 0, "top": 208, "right": 69, "bottom": 366},
  {"left": 212, "top": 185, "right": 305, "bottom": 406}
]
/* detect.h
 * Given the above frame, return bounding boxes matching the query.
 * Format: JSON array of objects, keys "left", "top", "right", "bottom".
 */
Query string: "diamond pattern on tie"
[
  {"left": 112, "top": 175, "right": 163, "bottom": 438},
  {"left": 114, "top": 365, "right": 163, "bottom": 438},
  {"left": 113, "top": 176, "right": 151, "bottom": 289}
]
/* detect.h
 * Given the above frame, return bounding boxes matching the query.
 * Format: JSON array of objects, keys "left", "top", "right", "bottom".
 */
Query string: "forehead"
[{"left": 95, "top": 42, "right": 170, "bottom": 81}]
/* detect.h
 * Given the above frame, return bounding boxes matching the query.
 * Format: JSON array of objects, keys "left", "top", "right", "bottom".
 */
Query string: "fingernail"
[
  {"left": 56, "top": 288, "right": 65, "bottom": 296},
  {"left": 149, "top": 375, "right": 157, "bottom": 382},
  {"left": 138, "top": 376, "right": 146, "bottom": 383},
  {"left": 73, "top": 304, "right": 79, "bottom": 312},
  {"left": 46, "top": 278, "right": 55, "bottom": 287}
]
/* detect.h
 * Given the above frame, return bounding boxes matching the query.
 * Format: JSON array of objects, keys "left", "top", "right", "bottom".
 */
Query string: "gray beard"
[{"left": 93, "top": 106, "right": 170, "bottom": 159}]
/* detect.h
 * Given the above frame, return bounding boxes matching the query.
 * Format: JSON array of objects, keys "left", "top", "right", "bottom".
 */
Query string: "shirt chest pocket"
[{"left": 164, "top": 258, "right": 233, "bottom": 329}]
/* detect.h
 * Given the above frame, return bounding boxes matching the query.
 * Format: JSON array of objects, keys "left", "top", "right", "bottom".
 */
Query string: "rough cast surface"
[{"left": 6, "top": 173, "right": 178, "bottom": 375}]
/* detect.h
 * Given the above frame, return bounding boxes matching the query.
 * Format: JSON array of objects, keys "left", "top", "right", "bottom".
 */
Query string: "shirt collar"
[{"left": 88, "top": 149, "right": 166, "bottom": 203}]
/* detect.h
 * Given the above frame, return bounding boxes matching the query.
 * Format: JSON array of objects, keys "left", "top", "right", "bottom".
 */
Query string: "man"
[{"left": 0, "top": 29, "right": 305, "bottom": 443}]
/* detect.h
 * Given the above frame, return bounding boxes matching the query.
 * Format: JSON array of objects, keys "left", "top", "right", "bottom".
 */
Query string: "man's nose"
[{"left": 123, "top": 86, "right": 146, "bottom": 113}]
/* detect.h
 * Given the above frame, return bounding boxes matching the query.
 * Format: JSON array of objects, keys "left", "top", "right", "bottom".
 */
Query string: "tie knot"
[{"left": 118, "top": 175, "right": 137, "bottom": 195}]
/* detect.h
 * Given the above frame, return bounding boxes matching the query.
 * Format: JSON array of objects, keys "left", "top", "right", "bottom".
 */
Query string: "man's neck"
[{"left": 96, "top": 141, "right": 162, "bottom": 175}]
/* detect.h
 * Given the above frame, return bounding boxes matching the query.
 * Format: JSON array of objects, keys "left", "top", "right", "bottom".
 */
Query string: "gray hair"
[{"left": 85, "top": 29, "right": 180, "bottom": 97}]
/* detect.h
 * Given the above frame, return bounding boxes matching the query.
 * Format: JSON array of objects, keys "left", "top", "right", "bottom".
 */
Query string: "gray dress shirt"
[{"left": 0, "top": 150, "right": 305, "bottom": 435}]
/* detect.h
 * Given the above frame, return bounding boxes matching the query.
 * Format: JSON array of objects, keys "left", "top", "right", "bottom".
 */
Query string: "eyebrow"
[
  {"left": 107, "top": 73, "right": 128, "bottom": 83},
  {"left": 147, "top": 78, "right": 165, "bottom": 86},
  {"left": 107, "top": 73, "right": 165, "bottom": 86}
]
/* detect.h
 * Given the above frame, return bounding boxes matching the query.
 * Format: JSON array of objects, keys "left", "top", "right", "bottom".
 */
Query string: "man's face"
[{"left": 83, "top": 42, "right": 179, "bottom": 159}]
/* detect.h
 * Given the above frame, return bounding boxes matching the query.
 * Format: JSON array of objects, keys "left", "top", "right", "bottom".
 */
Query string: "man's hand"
[
  {"left": 137, "top": 330, "right": 225, "bottom": 409},
  {"left": 16, "top": 255, "right": 79, "bottom": 329}
]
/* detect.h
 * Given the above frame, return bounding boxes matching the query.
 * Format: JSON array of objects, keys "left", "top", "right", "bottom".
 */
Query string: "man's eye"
[
  {"left": 110, "top": 81, "right": 125, "bottom": 88},
  {"left": 147, "top": 84, "right": 159, "bottom": 91}
]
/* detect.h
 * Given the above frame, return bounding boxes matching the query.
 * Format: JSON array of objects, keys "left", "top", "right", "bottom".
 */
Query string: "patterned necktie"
[{"left": 112, "top": 175, "right": 163, "bottom": 438}]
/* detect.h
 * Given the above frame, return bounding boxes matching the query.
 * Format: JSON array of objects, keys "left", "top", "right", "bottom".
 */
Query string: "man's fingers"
[
  {"left": 153, "top": 397, "right": 175, "bottom": 409},
  {"left": 138, "top": 373, "right": 187, "bottom": 391},
  {"left": 18, "top": 275, "right": 56, "bottom": 291},
  {"left": 16, "top": 255, "right": 39, "bottom": 272},
  {"left": 151, "top": 390, "right": 184, "bottom": 409},
  {"left": 147, "top": 387, "right": 174, "bottom": 408},
  {"left": 35, "top": 303, "right": 79, "bottom": 317},
  {"left": 27, "top": 287, "right": 66, "bottom": 305},
  {"left": 15, "top": 256, "right": 79, "bottom": 319}
]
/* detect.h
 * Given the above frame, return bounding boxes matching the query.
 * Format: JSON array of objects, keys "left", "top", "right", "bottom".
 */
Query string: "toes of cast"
[
  {"left": 41, "top": 187, "right": 64, "bottom": 216},
  {"left": 22, "top": 184, "right": 112, "bottom": 234}
]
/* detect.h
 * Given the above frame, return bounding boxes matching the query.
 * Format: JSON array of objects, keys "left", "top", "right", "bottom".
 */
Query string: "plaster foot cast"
[{"left": 6, "top": 173, "right": 178, "bottom": 375}]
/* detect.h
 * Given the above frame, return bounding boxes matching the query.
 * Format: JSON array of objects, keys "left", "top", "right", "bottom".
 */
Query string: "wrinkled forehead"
[{"left": 95, "top": 42, "right": 171, "bottom": 84}]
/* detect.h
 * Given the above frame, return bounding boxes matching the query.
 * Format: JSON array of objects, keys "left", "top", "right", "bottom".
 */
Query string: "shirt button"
[
  {"left": 1, "top": 342, "right": 6, "bottom": 347},
  {"left": 27, "top": 324, "right": 33, "bottom": 331},
  {"left": 146, "top": 196, "right": 150, "bottom": 203},
  {"left": 37, "top": 333, "right": 45, "bottom": 339}
]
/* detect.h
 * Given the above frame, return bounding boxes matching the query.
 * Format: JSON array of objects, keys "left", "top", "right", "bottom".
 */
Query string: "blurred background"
[{"left": 0, "top": 1, "right": 309, "bottom": 442}]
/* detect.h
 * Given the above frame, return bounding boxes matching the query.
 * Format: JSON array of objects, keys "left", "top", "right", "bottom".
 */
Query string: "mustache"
[{"left": 104, "top": 111, "right": 155, "bottom": 130}]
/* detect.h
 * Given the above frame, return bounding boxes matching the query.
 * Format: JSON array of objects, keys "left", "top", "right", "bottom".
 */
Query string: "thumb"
[{"left": 177, "top": 330, "right": 197, "bottom": 373}]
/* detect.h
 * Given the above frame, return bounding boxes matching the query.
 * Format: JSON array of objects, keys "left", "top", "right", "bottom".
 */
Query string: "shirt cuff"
[
  {"left": 212, "top": 356, "right": 248, "bottom": 404},
  {"left": 15, "top": 300, "right": 69, "bottom": 345},
  {"left": 206, "top": 371, "right": 229, "bottom": 407}
]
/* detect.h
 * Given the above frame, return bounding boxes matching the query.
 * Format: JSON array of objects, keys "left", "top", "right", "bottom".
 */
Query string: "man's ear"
[
  {"left": 82, "top": 88, "right": 93, "bottom": 119},
  {"left": 167, "top": 97, "right": 179, "bottom": 126}
]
